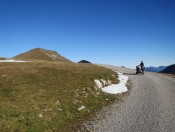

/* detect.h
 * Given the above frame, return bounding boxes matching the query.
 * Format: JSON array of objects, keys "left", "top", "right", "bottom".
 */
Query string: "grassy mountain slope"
[
  {"left": 13, "top": 48, "right": 71, "bottom": 62},
  {"left": 0, "top": 61, "right": 119, "bottom": 131}
]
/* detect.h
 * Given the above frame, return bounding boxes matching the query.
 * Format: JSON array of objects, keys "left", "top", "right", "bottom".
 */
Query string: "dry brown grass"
[{"left": 0, "top": 61, "right": 118, "bottom": 131}]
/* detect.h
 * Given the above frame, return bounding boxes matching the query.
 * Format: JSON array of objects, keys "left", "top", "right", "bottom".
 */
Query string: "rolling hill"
[
  {"left": 0, "top": 48, "right": 120, "bottom": 131},
  {"left": 12, "top": 48, "right": 72, "bottom": 62}
]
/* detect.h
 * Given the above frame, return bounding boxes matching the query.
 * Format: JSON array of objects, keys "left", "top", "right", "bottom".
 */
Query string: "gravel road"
[{"left": 80, "top": 65, "right": 175, "bottom": 132}]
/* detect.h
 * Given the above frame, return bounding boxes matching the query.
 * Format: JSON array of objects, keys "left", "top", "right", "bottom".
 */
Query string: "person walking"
[{"left": 139, "top": 61, "right": 145, "bottom": 74}]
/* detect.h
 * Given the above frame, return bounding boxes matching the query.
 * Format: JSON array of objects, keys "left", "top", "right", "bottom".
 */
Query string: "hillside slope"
[
  {"left": 0, "top": 62, "right": 119, "bottom": 131},
  {"left": 13, "top": 48, "right": 71, "bottom": 62},
  {"left": 161, "top": 64, "right": 175, "bottom": 74},
  {"left": 145, "top": 66, "right": 167, "bottom": 72}
]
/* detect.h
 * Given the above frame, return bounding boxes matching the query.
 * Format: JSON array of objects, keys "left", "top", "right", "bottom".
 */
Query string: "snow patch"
[
  {"left": 102, "top": 72, "right": 128, "bottom": 94},
  {"left": 0, "top": 59, "right": 27, "bottom": 63},
  {"left": 94, "top": 71, "right": 129, "bottom": 94}
]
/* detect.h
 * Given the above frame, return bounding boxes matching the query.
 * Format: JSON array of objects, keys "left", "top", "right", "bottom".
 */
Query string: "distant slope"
[
  {"left": 13, "top": 48, "right": 72, "bottom": 62},
  {"left": 78, "top": 60, "right": 91, "bottom": 64},
  {"left": 0, "top": 57, "right": 7, "bottom": 60},
  {"left": 161, "top": 64, "right": 175, "bottom": 74},
  {"left": 145, "top": 66, "right": 167, "bottom": 72}
]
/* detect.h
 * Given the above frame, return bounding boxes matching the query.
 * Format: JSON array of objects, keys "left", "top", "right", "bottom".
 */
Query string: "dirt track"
[{"left": 80, "top": 65, "right": 175, "bottom": 132}]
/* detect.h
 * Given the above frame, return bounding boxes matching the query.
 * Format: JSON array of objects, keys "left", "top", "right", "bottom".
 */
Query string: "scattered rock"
[
  {"left": 48, "top": 117, "right": 51, "bottom": 122},
  {"left": 94, "top": 80, "right": 103, "bottom": 89},
  {"left": 55, "top": 100, "right": 60, "bottom": 105},
  {"left": 2, "top": 75, "right": 7, "bottom": 77},
  {"left": 74, "top": 99, "right": 80, "bottom": 104},
  {"left": 43, "top": 108, "right": 53, "bottom": 112},
  {"left": 96, "top": 92, "right": 100, "bottom": 95},
  {"left": 78, "top": 106, "right": 86, "bottom": 111},
  {"left": 100, "top": 79, "right": 107, "bottom": 86},
  {"left": 112, "top": 74, "right": 115, "bottom": 77},
  {"left": 58, "top": 108, "right": 63, "bottom": 111},
  {"left": 108, "top": 80, "right": 112, "bottom": 85},
  {"left": 2, "top": 114, "right": 6, "bottom": 119},
  {"left": 39, "top": 114, "right": 43, "bottom": 118}
]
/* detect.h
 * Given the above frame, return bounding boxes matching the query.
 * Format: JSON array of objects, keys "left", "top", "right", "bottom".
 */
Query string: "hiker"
[{"left": 139, "top": 61, "right": 145, "bottom": 74}]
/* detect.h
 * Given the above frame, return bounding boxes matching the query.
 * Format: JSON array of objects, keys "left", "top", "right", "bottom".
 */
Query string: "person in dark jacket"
[{"left": 139, "top": 61, "right": 145, "bottom": 74}]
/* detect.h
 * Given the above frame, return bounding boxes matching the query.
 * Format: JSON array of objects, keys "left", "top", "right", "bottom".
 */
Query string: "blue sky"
[{"left": 0, "top": 0, "right": 175, "bottom": 68}]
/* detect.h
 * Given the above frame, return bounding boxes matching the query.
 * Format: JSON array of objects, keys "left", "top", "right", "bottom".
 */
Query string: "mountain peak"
[{"left": 13, "top": 48, "right": 72, "bottom": 62}]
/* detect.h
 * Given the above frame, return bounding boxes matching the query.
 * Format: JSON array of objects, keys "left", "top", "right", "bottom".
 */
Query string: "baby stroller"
[{"left": 136, "top": 66, "right": 143, "bottom": 74}]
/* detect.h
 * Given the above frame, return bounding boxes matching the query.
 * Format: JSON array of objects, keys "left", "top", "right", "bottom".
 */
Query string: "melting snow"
[
  {"left": 0, "top": 59, "right": 27, "bottom": 62},
  {"left": 94, "top": 72, "right": 129, "bottom": 94},
  {"left": 102, "top": 72, "right": 128, "bottom": 94}
]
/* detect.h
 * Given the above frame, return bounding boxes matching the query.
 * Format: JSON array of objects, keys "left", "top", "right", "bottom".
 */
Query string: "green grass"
[{"left": 0, "top": 62, "right": 118, "bottom": 131}]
